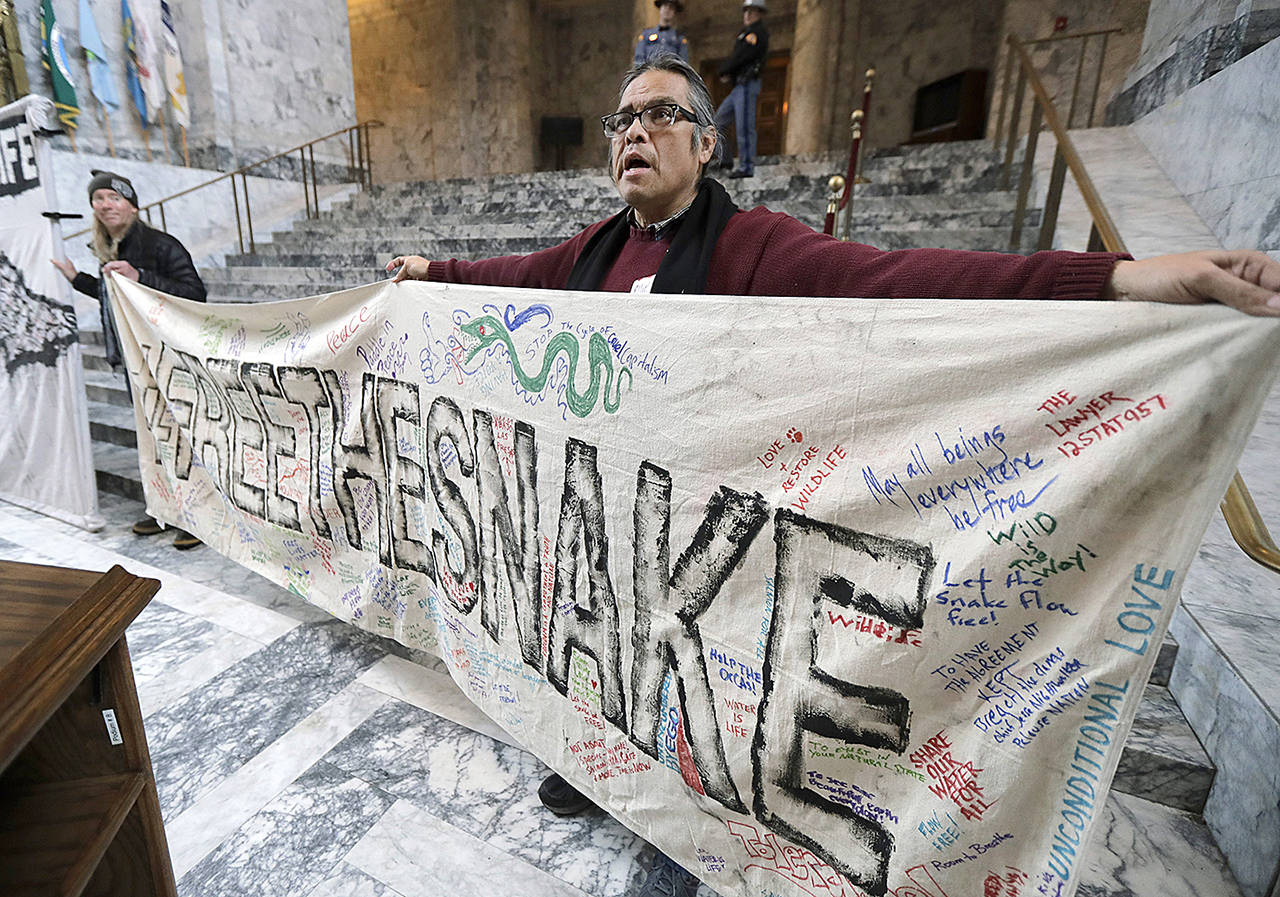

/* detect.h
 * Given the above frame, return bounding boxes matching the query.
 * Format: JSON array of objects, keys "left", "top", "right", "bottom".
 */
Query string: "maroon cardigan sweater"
[{"left": 426, "top": 205, "right": 1125, "bottom": 300}]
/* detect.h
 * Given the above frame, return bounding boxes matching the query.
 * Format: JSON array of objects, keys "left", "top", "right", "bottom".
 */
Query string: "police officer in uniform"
[
  {"left": 715, "top": 0, "right": 769, "bottom": 177},
  {"left": 634, "top": 0, "right": 689, "bottom": 65}
]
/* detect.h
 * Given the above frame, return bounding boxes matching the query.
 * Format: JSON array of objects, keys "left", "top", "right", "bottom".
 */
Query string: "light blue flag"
[
  {"left": 80, "top": 0, "right": 119, "bottom": 111},
  {"left": 122, "top": 0, "right": 147, "bottom": 127}
]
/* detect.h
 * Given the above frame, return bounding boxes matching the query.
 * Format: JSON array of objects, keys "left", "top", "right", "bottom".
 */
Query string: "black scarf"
[{"left": 565, "top": 177, "right": 738, "bottom": 294}]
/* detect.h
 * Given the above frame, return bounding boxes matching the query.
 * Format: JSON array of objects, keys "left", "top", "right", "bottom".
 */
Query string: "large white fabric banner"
[
  {"left": 0, "top": 96, "right": 102, "bottom": 530},
  {"left": 111, "top": 274, "right": 1278, "bottom": 897}
]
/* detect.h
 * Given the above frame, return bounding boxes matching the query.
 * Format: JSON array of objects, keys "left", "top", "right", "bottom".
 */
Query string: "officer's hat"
[
  {"left": 655, "top": 0, "right": 684, "bottom": 10},
  {"left": 742, "top": 0, "right": 766, "bottom": 10}
]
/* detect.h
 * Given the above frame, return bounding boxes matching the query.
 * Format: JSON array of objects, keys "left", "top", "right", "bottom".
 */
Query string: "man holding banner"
[
  {"left": 386, "top": 54, "right": 1279, "bottom": 896},
  {"left": 389, "top": 56, "right": 1280, "bottom": 317}
]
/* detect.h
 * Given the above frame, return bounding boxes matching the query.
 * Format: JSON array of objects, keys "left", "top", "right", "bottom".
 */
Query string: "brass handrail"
[
  {"left": 1000, "top": 32, "right": 1279, "bottom": 574},
  {"left": 66, "top": 120, "right": 383, "bottom": 255},
  {"left": 1222, "top": 473, "right": 1280, "bottom": 571},
  {"left": 997, "top": 28, "right": 1121, "bottom": 141}
]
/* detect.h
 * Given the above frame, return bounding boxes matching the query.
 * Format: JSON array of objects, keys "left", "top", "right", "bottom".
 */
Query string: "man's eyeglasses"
[{"left": 601, "top": 103, "right": 699, "bottom": 138}]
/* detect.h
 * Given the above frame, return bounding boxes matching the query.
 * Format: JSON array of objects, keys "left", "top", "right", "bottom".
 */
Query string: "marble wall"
[
  {"left": 854, "top": 0, "right": 1004, "bottom": 148},
  {"left": 534, "top": 2, "right": 639, "bottom": 173},
  {"left": 987, "top": 0, "right": 1149, "bottom": 141},
  {"left": 14, "top": 0, "right": 357, "bottom": 171},
  {"left": 350, "top": 0, "right": 598, "bottom": 182},
  {"left": 1108, "top": 0, "right": 1280, "bottom": 122},
  {"left": 1130, "top": 34, "right": 1280, "bottom": 257}
]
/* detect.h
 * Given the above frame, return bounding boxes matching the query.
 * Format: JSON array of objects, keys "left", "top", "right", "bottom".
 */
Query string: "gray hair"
[{"left": 618, "top": 54, "right": 722, "bottom": 169}]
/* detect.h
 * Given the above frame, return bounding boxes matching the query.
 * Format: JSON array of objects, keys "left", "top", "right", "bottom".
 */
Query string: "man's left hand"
[
  {"left": 1106, "top": 250, "right": 1280, "bottom": 317},
  {"left": 102, "top": 260, "right": 141, "bottom": 282}
]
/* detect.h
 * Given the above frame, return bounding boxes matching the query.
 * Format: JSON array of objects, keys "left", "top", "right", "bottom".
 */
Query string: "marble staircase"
[{"left": 199, "top": 140, "right": 1038, "bottom": 301}]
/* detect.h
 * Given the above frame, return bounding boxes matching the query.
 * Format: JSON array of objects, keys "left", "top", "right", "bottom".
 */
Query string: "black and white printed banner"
[
  {"left": 111, "top": 274, "right": 1278, "bottom": 897},
  {"left": 0, "top": 96, "right": 101, "bottom": 530}
]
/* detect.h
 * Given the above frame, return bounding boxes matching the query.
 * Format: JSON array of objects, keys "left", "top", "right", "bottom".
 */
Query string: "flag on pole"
[
  {"left": 40, "top": 0, "right": 79, "bottom": 129},
  {"left": 80, "top": 0, "right": 120, "bottom": 112},
  {"left": 122, "top": 0, "right": 148, "bottom": 127},
  {"left": 159, "top": 0, "right": 189, "bottom": 127},
  {"left": 131, "top": 0, "right": 166, "bottom": 121}
]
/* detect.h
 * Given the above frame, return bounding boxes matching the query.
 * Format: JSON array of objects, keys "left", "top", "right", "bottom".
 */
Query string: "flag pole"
[
  {"left": 67, "top": 129, "right": 78, "bottom": 152},
  {"left": 156, "top": 105, "right": 171, "bottom": 163},
  {"left": 180, "top": 124, "right": 189, "bottom": 167},
  {"left": 99, "top": 109, "right": 117, "bottom": 157},
  {"left": 143, "top": 126, "right": 152, "bottom": 161}
]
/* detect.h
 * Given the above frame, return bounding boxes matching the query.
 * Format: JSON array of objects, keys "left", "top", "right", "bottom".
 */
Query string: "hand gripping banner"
[{"left": 109, "top": 275, "right": 1279, "bottom": 897}]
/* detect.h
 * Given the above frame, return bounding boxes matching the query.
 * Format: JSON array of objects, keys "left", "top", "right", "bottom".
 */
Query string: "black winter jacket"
[
  {"left": 72, "top": 219, "right": 207, "bottom": 302},
  {"left": 718, "top": 20, "right": 769, "bottom": 82},
  {"left": 74, "top": 219, "right": 206, "bottom": 368}
]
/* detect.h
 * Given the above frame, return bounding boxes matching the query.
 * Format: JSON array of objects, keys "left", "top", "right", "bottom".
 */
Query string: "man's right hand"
[{"left": 386, "top": 255, "right": 430, "bottom": 283}]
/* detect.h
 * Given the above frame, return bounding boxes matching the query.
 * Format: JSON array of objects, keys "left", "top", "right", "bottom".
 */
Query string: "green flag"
[{"left": 40, "top": 0, "right": 79, "bottom": 130}]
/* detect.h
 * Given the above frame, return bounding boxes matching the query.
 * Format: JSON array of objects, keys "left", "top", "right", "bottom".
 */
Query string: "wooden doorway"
[{"left": 699, "top": 51, "right": 790, "bottom": 157}]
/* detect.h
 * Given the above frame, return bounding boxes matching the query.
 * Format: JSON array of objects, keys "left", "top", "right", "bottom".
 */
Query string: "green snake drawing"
[{"left": 460, "top": 315, "right": 632, "bottom": 417}]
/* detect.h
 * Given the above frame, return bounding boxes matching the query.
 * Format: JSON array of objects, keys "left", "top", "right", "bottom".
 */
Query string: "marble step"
[
  {"left": 84, "top": 367, "right": 131, "bottom": 408},
  {"left": 1078, "top": 790, "right": 1245, "bottom": 897},
  {"left": 1150, "top": 635, "right": 1177, "bottom": 686},
  {"left": 88, "top": 399, "right": 138, "bottom": 448},
  {"left": 327, "top": 191, "right": 831, "bottom": 226},
  {"left": 92, "top": 439, "right": 144, "bottom": 501},
  {"left": 354, "top": 163, "right": 1001, "bottom": 210},
  {"left": 280, "top": 194, "right": 1029, "bottom": 241},
  {"left": 1112, "top": 682, "right": 1214, "bottom": 813},
  {"left": 356, "top": 144, "right": 1002, "bottom": 200},
  {"left": 261, "top": 202, "right": 1033, "bottom": 251},
  {"left": 315, "top": 171, "right": 1015, "bottom": 225},
  {"left": 81, "top": 343, "right": 115, "bottom": 372},
  {"left": 846, "top": 226, "right": 1039, "bottom": 253},
  {"left": 225, "top": 240, "right": 580, "bottom": 268},
  {"left": 240, "top": 209, "right": 1037, "bottom": 269}
]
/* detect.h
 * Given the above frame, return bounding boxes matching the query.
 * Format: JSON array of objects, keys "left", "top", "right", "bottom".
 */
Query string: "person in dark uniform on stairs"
[
  {"left": 635, "top": 0, "right": 690, "bottom": 65},
  {"left": 51, "top": 170, "right": 208, "bottom": 550},
  {"left": 714, "top": 0, "right": 768, "bottom": 178}
]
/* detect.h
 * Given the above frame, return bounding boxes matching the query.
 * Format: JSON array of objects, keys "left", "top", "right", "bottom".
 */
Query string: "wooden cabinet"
[{"left": 0, "top": 561, "right": 176, "bottom": 897}]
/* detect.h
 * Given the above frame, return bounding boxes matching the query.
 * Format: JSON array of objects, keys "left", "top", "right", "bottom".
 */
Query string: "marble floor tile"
[
  {"left": 1, "top": 493, "right": 333, "bottom": 625},
  {"left": 178, "top": 760, "right": 397, "bottom": 897},
  {"left": 323, "top": 700, "right": 651, "bottom": 896},
  {"left": 147, "top": 620, "right": 395, "bottom": 821},
  {"left": 344, "top": 798, "right": 597, "bottom": 897},
  {"left": 135, "top": 626, "right": 267, "bottom": 718},
  {"left": 0, "top": 503, "right": 302, "bottom": 644},
  {"left": 0, "top": 535, "right": 59, "bottom": 564},
  {"left": 127, "top": 601, "right": 220, "bottom": 684},
  {"left": 304, "top": 861, "right": 407, "bottom": 897},
  {"left": 167, "top": 682, "right": 391, "bottom": 878},
  {"left": 1078, "top": 791, "right": 1242, "bottom": 897},
  {"left": 356, "top": 654, "right": 519, "bottom": 749}
]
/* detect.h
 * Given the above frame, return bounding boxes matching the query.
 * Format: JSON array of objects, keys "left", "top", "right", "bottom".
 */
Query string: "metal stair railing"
[
  {"left": 997, "top": 32, "right": 1279, "bottom": 574},
  {"left": 67, "top": 120, "right": 383, "bottom": 255}
]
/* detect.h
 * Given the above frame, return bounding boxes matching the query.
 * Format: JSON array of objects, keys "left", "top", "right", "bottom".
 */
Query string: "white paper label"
[{"left": 102, "top": 708, "right": 123, "bottom": 745}]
